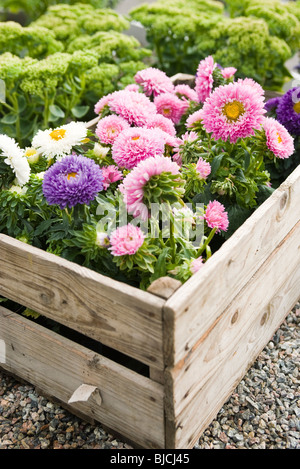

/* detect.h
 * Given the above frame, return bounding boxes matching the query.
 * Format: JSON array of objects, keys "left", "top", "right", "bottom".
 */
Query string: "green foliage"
[
  {"left": 0, "top": 0, "right": 120, "bottom": 24},
  {"left": 31, "top": 3, "right": 128, "bottom": 45},
  {"left": 130, "top": 0, "right": 297, "bottom": 89},
  {"left": 225, "top": 0, "right": 300, "bottom": 53},
  {"left": 0, "top": 47, "right": 146, "bottom": 146},
  {"left": 0, "top": 5, "right": 151, "bottom": 147},
  {"left": 0, "top": 21, "right": 63, "bottom": 58}
]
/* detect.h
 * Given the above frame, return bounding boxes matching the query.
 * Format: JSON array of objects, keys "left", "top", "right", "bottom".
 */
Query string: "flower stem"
[
  {"left": 197, "top": 227, "right": 217, "bottom": 257},
  {"left": 169, "top": 212, "right": 176, "bottom": 264}
]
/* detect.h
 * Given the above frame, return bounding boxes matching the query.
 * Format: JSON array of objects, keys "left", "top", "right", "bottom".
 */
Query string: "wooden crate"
[{"left": 0, "top": 161, "right": 300, "bottom": 449}]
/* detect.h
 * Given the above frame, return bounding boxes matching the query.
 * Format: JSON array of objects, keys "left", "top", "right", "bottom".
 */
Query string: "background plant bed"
[{"left": 0, "top": 160, "right": 299, "bottom": 449}]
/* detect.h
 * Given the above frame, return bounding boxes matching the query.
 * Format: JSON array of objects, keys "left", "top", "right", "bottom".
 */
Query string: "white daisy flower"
[
  {"left": 24, "top": 147, "right": 40, "bottom": 164},
  {"left": 0, "top": 134, "right": 31, "bottom": 186},
  {"left": 32, "top": 121, "right": 88, "bottom": 161}
]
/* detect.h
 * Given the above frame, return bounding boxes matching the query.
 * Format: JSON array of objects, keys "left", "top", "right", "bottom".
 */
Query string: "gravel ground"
[{"left": 0, "top": 301, "right": 299, "bottom": 450}]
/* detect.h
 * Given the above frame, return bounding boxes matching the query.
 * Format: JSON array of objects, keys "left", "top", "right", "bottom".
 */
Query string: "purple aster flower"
[
  {"left": 42, "top": 154, "right": 103, "bottom": 209},
  {"left": 276, "top": 87, "right": 300, "bottom": 136},
  {"left": 264, "top": 96, "right": 282, "bottom": 113}
]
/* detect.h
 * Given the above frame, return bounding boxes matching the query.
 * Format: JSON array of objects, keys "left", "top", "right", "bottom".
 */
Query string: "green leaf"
[
  {"left": 235, "top": 168, "right": 247, "bottom": 183},
  {"left": 150, "top": 247, "right": 170, "bottom": 282},
  {"left": 1, "top": 113, "right": 18, "bottom": 124},
  {"left": 18, "top": 95, "right": 27, "bottom": 113},
  {"left": 244, "top": 150, "right": 250, "bottom": 171},
  {"left": 49, "top": 104, "right": 65, "bottom": 119},
  {"left": 210, "top": 154, "right": 223, "bottom": 177},
  {"left": 71, "top": 105, "right": 89, "bottom": 118}
]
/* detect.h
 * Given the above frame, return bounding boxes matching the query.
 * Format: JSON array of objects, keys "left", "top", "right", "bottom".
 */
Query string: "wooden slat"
[
  {"left": 0, "top": 235, "right": 165, "bottom": 369},
  {"left": 164, "top": 164, "right": 300, "bottom": 367},
  {"left": 0, "top": 307, "right": 165, "bottom": 449},
  {"left": 165, "top": 221, "right": 300, "bottom": 448}
]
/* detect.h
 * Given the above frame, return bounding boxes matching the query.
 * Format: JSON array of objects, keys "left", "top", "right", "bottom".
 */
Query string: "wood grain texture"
[
  {"left": 0, "top": 234, "right": 165, "bottom": 369},
  {"left": 0, "top": 307, "right": 165, "bottom": 449},
  {"left": 164, "top": 165, "right": 300, "bottom": 367},
  {"left": 165, "top": 222, "right": 300, "bottom": 448}
]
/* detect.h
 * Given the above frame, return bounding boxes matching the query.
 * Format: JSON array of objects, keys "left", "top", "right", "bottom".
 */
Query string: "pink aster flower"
[
  {"left": 108, "top": 90, "right": 157, "bottom": 126},
  {"left": 186, "top": 109, "right": 204, "bottom": 129},
  {"left": 262, "top": 117, "right": 294, "bottom": 159},
  {"left": 94, "top": 92, "right": 116, "bottom": 115},
  {"left": 119, "top": 155, "right": 181, "bottom": 221},
  {"left": 154, "top": 92, "right": 189, "bottom": 124},
  {"left": 109, "top": 223, "right": 145, "bottom": 256},
  {"left": 124, "top": 83, "right": 140, "bottom": 92},
  {"left": 95, "top": 115, "right": 130, "bottom": 145},
  {"left": 196, "top": 157, "right": 211, "bottom": 179},
  {"left": 101, "top": 165, "right": 123, "bottom": 190},
  {"left": 134, "top": 67, "right": 175, "bottom": 97},
  {"left": 172, "top": 131, "right": 198, "bottom": 165},
  {"left": 190, "top": 256, "right": 204, "bottom": 274},
  {"left": 144, "top": 114, "right": 176, "bottom": 137},
  {"left": 112, "top": 127, "right": 165, "bottom": 170},
  {"left": 175, "top": 84, "right": 199, "bottom": 102},
  {"left": 201, "top": 80, "right": 266, "bottom": 143},
  {"left": 195, "top": 55, "right": 216, "bottom": 103},
  {"left": 237, "top": 77, "right": 264, "bottom": 97},
  {"left": 221, "top": 67, "right": 237, "bottom": 80},
  {"left": 204, "top": 200, "right": 229, "bottom": 233}
]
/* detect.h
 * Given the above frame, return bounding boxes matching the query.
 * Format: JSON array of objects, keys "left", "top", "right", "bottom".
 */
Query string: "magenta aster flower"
[
  {"left": 144, "top": 114, "right": 176, "bottom": 137},
  {"left": 186, "top": 109, "right": 204, "bottom": 129},
  {"left": 154, "top": 92, "right": 189, "bottom": 124},
  {"left": 196, "top": 157, "right": 211, "bottom": 179},
  {"left": 175, "top": 84, "right": 198, "bottom": 102},
  {"left": 119, "top": 155, "right": 182, "bottom": 221},
  {"left": 190, "top": 256, "right": 204, "bottom": 274},
  {"left": 109, "top": 223, "right": 145, "bottom": 256},
  {"left": 221, "top": 67, "right": 237, "bottom": 79},
  {"left": 95, "top": 115, "right": 130, "bottom": 145},
  {"left": 108, "top": 90, "right": 157, "bottom": 126},
  {"left": 204, "top": 200, "right": 229, "bottom": 233},
  {"left": 262, "top": 117, "right": 294, "bottom": 159},
  {"left": 134, "top": 67, "right": 175, "bottom": 97},
  {"left": 201, "top": 80, "right": 266, "bottom": 143},
  {"left": 101, "top": 165, "right": 123, "bottom": 190},
  {"left": 42, "top": 154, "right": 103, "bottom": 209},
  {"left": 112, "top": 127, "right": 165, "bottom": 170},
  {"left": 195, "top": 55, "right": 216, "bottom": 103},
  {"left": 276, "top": 87, "right": 300, "bottom": 136}
]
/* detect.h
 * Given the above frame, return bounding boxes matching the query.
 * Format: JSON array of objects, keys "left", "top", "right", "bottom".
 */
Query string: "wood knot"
[
  {"left": 280, "top": 191, "right": 288, "bottom": 210},
  {"left": 260, "top": 311, "right": 269, "bottom": 326},
  {"left": 231, "top": 310, "right": 239, "bottom": 324}
]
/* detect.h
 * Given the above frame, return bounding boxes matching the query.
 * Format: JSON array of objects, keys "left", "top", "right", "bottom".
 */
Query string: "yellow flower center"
[
  {"left": 25, "top": 148, "right": 37, "bottom": 157},
  {"left": 277, "top": 132, "right": 282, "bottom": 144},
  {"left": 67, "top": 172, "right": 78, "bottom": 180},
  {"left": 49, "top": 129, "right": 66, "bottom": 141},
  {"left": 223, "top": 100, "right": 245, "bottom": 121},
  {"left": 131, "top": 136, "right": 140, "bottom": 141},
  {"left": 293, "top": 101, "right": 300, "bottom": 114},
  {"left": 163, "top": 108, "right": 171, "bottom": 116}
]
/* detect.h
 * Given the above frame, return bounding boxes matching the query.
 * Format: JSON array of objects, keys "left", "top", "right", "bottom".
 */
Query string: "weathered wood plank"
[
  {"left": 0, "top": 234, "right": 165, "bottom": 369},
  {"left": 165, "top": 221, "right": 300, "bottom": 448},
  {"left": 164, "top": 165, "right": 300, "bottom": 367},
  {"left": 0, "top": 307, "right": 165, "bottom": 449}
]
